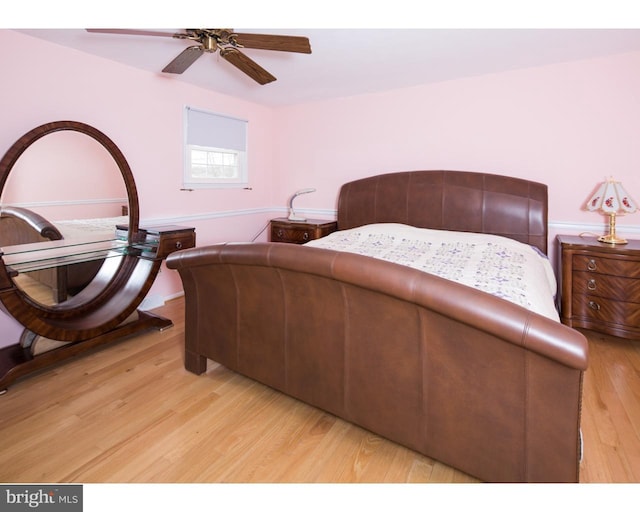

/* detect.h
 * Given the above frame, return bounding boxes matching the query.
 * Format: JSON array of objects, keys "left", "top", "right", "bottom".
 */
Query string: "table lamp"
[
  {"left": 586, "top": 177, "right": 637, "bottom": 244},
  {"left": 287, "top": 188, "right": 316, "bottom": 221}
]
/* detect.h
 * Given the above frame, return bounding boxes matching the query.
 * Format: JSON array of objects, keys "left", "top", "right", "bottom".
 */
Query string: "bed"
[
  {"left": 166, "top": 170, "right": 589, "bottom": 483},
  {"left": 0, "top": 206, "right": 126, "bottom": 303}
]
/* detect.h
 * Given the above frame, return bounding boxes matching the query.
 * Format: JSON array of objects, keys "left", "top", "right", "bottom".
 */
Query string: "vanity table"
[{"left": 0, "top": 121, "right": 195, "bottom": 391}]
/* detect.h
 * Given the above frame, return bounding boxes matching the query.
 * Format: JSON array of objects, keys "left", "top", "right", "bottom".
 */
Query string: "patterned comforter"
[{"left": 305, "top": 223, "right": 559, "bottom": 321}]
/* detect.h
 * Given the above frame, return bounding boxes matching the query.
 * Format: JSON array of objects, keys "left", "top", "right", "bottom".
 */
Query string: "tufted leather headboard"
[{"left": 337, "top": 170, "right": 549, "bottom": 254}]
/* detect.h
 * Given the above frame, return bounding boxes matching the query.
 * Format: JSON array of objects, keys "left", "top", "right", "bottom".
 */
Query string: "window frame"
[{"left": 183, "top": 106, "right": 249, "bottom": 190}]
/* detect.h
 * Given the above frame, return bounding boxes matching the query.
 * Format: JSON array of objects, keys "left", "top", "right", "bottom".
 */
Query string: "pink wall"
[
  {"left": 0, "top": 30, "right": 278, "bottom": 300},
  {"left": 274, "top": 50, "right": 640, "bottom": 236},
  {"left": 2, "top": 29, "right": 640, "bottom": 306},
  {"left": 5, "top": 130, "right": 126, "bottom": 219}
]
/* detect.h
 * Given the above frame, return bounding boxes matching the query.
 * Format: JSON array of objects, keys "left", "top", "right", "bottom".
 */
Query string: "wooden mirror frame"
[{"left": 0, "top": 121, "right": 155, "bottom": 342}]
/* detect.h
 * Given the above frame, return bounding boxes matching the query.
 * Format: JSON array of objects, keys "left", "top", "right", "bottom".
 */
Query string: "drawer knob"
[
  {"left": 587, "top": 259, "right": 597, "bottom": 271},
  {"left": 175, "top": 241, "right": 183, "bottom": 250},
  {"left": 587, "top": 278, "right": 597, "bottom": 291},
  {"left": 588, "top": 300, "right": 601, "bottom": 311},
  {"left": 303, "top": 232, "right": 309, "bottom": 241},
  {"left": 277, "top": 229, "right": 284, "bottom": 238}
]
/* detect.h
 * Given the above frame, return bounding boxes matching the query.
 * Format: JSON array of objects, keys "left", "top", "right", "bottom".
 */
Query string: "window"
[{"left": 183, "top": 106, "right": 248, "bottom": 189}]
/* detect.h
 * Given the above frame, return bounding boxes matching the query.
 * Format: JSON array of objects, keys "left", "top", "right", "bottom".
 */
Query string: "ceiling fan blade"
[
  {"left": 220, "top": 49, "right": 276, "bottom": 85},
  {"left": 162, "top": 46, "right": 204, "bottom": 74},
  {"left": 232, "top": 33, "right": 312, "bottom": 54},
  {"left": 86, "top": 29, "right": 177, "bottom": 38}
]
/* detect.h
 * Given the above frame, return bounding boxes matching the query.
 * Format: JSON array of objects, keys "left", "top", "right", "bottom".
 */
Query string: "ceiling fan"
[{"left": 86, "top": 29, "right": 312, "bottom": 85}]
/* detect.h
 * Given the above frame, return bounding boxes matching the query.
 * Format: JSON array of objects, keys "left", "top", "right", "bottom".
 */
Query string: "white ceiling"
[{"left": 16, "top": 28, "right": 640, "bottom": 107}]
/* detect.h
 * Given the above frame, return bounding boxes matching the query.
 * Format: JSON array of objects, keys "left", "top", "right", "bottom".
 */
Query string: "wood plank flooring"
[{"left": 0, "top": 297, "right": 638, "bottom": 483}]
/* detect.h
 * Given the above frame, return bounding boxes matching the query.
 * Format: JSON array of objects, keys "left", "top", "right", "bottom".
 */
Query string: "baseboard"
[{"left": 138, "top": 294, "right": 166, "bottom": 311}]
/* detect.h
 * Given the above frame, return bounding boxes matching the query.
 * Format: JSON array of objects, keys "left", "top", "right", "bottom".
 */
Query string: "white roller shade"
[{"left": 185, "top": 107, "right": 247, "bottom": 151}]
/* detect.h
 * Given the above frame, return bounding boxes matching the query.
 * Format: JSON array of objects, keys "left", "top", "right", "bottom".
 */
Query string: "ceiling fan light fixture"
[{"left": 202, "top": 36, "right": 217, "bottom": 52}]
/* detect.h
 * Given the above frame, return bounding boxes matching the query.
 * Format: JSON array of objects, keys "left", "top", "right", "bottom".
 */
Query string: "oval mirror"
[{"left": 0, "top": 121, "right": 140, "bottom": 309}]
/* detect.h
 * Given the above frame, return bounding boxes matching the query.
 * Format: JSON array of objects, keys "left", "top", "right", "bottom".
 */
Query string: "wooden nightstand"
[
  {"left": 558, "top": 234, "right": 640, "bottom": 339},
  {"left": 270, "top": 218, "right": 337, "bottom": 244},
  {"left": 139, "top": 225, "right": 196, "bottom": 259},
  {"left": 118, "top": 224, "right": 196, "bottom": 259}
]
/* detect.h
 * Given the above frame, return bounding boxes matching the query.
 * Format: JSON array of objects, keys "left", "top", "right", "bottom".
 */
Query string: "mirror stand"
[{"left": 0, "top": 122, "right": 195, "bottom": 392}]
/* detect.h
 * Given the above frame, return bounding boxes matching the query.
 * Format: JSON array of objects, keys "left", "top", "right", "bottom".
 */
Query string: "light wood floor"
[{"left": 0, "top": 297, "right": 638, "bottom": 483}]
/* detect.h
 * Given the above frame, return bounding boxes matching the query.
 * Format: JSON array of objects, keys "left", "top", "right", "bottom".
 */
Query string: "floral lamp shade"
[{"left": 586, "top": 177, "right": 638, "bottom": 244}]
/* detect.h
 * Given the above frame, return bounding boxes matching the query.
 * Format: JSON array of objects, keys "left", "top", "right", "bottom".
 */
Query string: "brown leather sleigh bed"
[
  {"left": 166, "top": 170, "right": 588, "bottom": 483},
  {"left": 0, "top": 206, "right": 107, "bottom": 303}
]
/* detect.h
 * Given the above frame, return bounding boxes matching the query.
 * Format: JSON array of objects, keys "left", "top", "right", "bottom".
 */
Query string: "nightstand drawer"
[
  {"left": 573, "top": 271, "right": 640, "bottom": 303},
  {"left": 272, "top": 225, "right": 316, "bottom": 243},
  {"left": 270, "top": 218, "right": 337, "bottom": 244},
  {"left": 573, "top": 254, "right": 640, "bottom": 278},
  {"left": 135, "top": 226, "right": 196, "bottom": 259},
  {"left": 572, "top": 294, "right": 640, "bottom": 328},
  {"left": 156, "top": 230, "right": 196, "bottom": 259}
]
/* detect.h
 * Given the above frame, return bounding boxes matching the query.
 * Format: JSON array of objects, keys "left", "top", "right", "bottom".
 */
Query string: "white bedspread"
[
  {"left": 55, "top": 216, "right": 128, "bottom": 240},
  {"left": 305, "top": 223, "right": 559, "bottom": 321}
]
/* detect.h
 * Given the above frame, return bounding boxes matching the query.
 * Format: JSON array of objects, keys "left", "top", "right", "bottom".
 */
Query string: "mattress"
[
  {"left": 54, "top": 215, "right": 128, "bottom": 239},
  {"left": 305, "top": 223, "right": 559, "bottom": 321}
]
